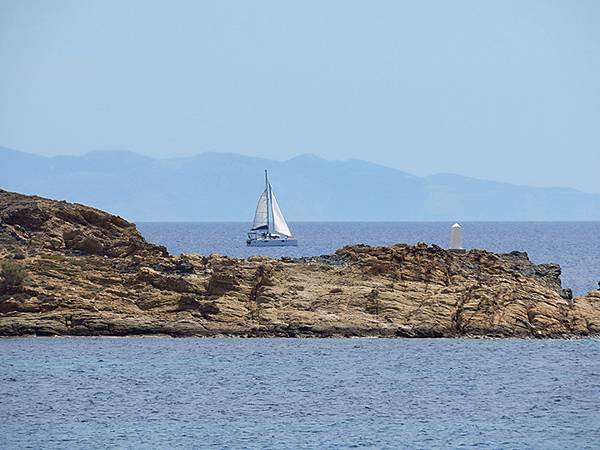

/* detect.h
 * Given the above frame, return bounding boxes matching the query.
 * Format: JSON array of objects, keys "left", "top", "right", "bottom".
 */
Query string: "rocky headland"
[{"left": 1, "top": 189, "right": 599, "bottom": 338}]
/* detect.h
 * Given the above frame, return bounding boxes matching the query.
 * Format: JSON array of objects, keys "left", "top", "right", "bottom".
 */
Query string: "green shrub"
[
  {"left": 41, "top": 254, "right": 65, "bottom": 261},
  {"left": 1, "top": 261, "right": 27, "bottom": 289}
]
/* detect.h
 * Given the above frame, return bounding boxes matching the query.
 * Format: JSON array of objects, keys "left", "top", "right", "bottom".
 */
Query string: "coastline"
[
  {"left": 1, "top": 189, "right": 599, "bottom": 339},
  {"left": 2, "top": 334, "right": 599, "bottom": 340}
]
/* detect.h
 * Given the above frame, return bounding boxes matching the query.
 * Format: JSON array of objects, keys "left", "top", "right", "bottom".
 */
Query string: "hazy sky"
[{"left": 1, "top": 0, "right": 599, "bottom": 192}]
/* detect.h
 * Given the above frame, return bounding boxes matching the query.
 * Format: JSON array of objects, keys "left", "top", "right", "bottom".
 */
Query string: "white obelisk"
[{"left": 450, "top": 223, "right": 463, "bottom": 250}]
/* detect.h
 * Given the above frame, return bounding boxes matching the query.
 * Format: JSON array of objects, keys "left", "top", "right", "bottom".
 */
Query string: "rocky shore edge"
[{"left": 1, "top": 189, "right": 599, "bottom": 338}]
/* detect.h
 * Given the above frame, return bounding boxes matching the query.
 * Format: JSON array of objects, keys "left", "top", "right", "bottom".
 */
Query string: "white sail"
[
  {"left": 270, "top": 191, "right": 292, "bottom": 237},
  {"left": 251, "top": 189, "right": 269, "bottom": 230}
]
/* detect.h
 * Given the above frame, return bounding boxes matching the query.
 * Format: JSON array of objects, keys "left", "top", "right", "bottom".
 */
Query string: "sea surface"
[
  {"left": 138, "top": 222, "right": 600, "bottom": 296},
  {"left": 1, "top": 338, "right": 599, "bottom": 449}
]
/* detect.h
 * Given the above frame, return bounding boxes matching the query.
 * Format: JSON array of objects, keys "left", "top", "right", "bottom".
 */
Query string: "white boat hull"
[{"left": 247, "top": 238, "right": 298, "bottom": 247}]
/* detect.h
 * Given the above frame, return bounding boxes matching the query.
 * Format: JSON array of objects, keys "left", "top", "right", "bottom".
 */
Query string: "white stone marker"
[{"left": 450, "top": 223, "right": 463, "bottom": 250}]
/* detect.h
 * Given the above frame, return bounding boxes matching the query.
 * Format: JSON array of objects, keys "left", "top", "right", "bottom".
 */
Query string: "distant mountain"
[{"left": 1, "top": 147, "right": 599, "bottom": 221}]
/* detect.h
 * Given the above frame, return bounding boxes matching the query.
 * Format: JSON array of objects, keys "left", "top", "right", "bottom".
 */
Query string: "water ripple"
[{"left": 1, "top": 338, "right": 599, "bottom": 449}]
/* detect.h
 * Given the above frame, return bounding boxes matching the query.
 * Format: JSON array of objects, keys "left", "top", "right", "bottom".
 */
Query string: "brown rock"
[{"left": 1, "top": 189, "right": 600, "bottom": 338}]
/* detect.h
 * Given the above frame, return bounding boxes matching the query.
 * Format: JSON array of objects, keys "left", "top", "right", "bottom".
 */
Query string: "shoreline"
[
  {"left": 1, "top": 189, "right": 600, "bottom": 339},
  {"left": 2, "top": 334, "right": 597, "bottom": 340}
]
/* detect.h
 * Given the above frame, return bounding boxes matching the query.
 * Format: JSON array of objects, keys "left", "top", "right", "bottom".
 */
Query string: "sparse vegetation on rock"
[{"left": 0, "top": 260, "right": 26, "bottom": 291}]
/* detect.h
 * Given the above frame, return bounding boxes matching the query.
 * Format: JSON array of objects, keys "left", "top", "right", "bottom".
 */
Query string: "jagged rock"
[
  {"left": 560, "top": 288, "right": 573, "bottom": 300},
  {"left": 1, "top": 189, "right": 600, "bottom": 338},
  {"left": 0, "top": 189, "right": 166, "bottom": 257},
  {"left": 136, "top": 267, "right": 202, "bottom": 294},
  {"left": 64, "top": 231, "right": 105, "bottom": 255}
]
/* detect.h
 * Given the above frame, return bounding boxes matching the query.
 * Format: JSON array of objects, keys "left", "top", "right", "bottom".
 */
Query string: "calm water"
[
  {"left": 1, "top": 338, "right": 600, "bottom": 449},
  {"left": 138, "top": 222, "right": 600, "bottom": 296}
]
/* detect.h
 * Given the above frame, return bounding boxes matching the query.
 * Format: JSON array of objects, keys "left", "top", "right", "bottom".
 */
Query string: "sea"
[
  {"left": 2, "top": 222, "right": 600, "bottom": 449},
  {"left": 1, "top": 339, "right": 599, "bottom": 449}
]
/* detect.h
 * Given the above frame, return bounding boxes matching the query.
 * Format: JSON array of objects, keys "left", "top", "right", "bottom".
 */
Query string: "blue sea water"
[
  {"left": 1, "top": 338, "right": 599, "bottom": 449},
  {"left": 138, "top": 222, "right": 600, "bottom": 296}
]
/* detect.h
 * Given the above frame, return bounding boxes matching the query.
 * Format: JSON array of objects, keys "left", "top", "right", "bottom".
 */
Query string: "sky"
[{"left": 0, "top": 0, "right": 599, "bottom": 193}]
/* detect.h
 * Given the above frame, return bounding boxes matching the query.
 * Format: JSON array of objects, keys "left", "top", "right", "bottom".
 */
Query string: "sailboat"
[{"left": 247, "top": 170, "right": 298, "bottom": 247}]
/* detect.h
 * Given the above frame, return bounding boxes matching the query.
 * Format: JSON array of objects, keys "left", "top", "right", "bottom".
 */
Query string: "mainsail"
[
  {"left": 270, "top": 191, "right": 292, "bottom": 237},
  {"left": 251, "top": 189, "right": 269, "bottom": 230}
]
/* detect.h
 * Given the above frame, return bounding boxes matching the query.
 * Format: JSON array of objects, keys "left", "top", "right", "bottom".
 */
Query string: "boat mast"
[{"left": 265, "top": 169, "right": 271, "bottom": 233}]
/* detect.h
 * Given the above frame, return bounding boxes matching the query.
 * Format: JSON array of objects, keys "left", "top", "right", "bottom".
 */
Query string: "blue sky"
[{"left": 1, "top": 0, "right": 599, "bottom": 192}]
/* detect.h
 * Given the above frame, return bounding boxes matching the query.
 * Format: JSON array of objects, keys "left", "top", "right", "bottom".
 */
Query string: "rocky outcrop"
[
  {"left": 0, "top": 189, "right": 167, "bottom": 258},
  {"left": 1, "top": 189, "right": 599, "bottom": 338}
]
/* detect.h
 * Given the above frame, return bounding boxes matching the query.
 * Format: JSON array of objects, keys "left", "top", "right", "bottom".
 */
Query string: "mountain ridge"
[{"left": 1, "top": 146, "right": 599, "bottom": 221}]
